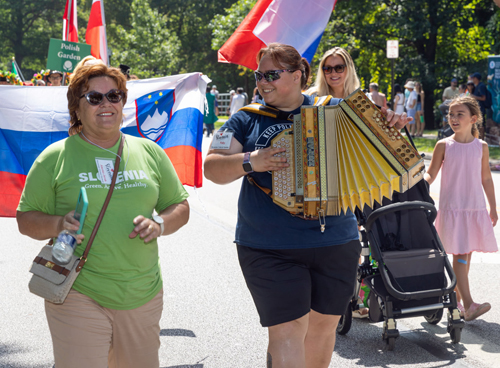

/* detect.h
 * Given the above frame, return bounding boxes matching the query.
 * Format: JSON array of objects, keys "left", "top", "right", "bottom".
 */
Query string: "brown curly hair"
[
  {"left": 67, "top": 64, "right": 128, "bottom": 136},
  {"left": 256, "top": 43, "right": 311, "bottom": 90}
]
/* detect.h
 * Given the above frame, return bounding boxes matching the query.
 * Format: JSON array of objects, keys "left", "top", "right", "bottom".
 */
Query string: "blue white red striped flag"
[
  {"left": 218, "top": 0, "right": 337, "bottom": 70},
  {"left": 0, "top": 72, "right": 208, "bottom": 217}
]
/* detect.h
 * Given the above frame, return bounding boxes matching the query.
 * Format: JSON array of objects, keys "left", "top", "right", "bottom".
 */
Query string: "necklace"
[{"left": 80, "top": 131, "right": 129, "bottom": 170}]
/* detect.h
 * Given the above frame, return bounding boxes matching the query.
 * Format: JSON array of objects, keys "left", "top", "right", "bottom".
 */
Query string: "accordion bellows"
[{"left": 271, "top": 89, "right": 425, "bottom": 221}]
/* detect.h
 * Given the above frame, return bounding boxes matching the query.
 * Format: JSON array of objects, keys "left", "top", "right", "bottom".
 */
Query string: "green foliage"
[
  {"left": 0, "top": 0, "right": 66, "bottom": 77},
  {"left": 210, "top": 0, "right": 256, "bottom": 50},
  {"left": 315, "top": 0, "right": 499, "bottom": 128},
  {"left": 110, "top": 0, "right": 181, "bottom": 78}
]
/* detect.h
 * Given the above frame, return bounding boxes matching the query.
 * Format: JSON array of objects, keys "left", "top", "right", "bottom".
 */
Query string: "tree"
[
  {"left": 321, "top": 0, "right": 499, "bottom": 127},
  {"left": 110, "top": 0, "right": 181, "bottom": 78},
  {"left": 0, "top": 0, "right": 66, "bottom": 76}
]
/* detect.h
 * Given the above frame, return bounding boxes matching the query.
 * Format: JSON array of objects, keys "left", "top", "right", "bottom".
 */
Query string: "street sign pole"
[
  {"left": 387, "top": 40, "right": 399, "bottom": 108},
  {"left": 391, "top": 59, "right": 394, "bottom": 108}
]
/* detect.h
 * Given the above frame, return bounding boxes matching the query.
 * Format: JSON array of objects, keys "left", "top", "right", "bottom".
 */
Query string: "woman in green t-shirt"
[{"left": 17, "top": 63, "right": 189, "bottom": 368}]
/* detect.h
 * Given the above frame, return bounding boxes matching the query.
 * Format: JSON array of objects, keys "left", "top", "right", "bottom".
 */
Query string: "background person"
[
  {"left": 439, "top": 78, "right": 459, "bottom": 125},
  {"left": 367, "top": 82, "right": 387, "bottom": 108},
  {"left": 306, "top": 46, "right": 360, "bottom": 99},
  {"left": 16, "top": 63, "right": 190, "bottom": 368},
  {"left": 48, "top": 70, "right": 63, "bottom": 86},
  {"left": 229, "top": 87, "right": 246, "bottom": 117},
  {"left": 204, "top": 42, "right": 410, "bottom": 368},
  {"left": 414, "top": 81, "right": 425, "bottom": 137},
  {"left": 425, "top": 96, "right": 497, "bottom": 322},
  {"left": 469, "top": 72, "right": 488, "bottom": 138},
  {"left": 405, "top": 81, "right": 418, "bottom": 136},
  {"left": 228, "top": 90, "right": 235, "bottom": 116},
  {"left": 204, "top": 86, "right": 218, "bottom": 137},
  {"left": 394, "top": 83, "right": 405, "bottom": 115}
]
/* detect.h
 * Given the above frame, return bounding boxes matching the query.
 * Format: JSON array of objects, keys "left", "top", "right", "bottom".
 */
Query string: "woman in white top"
[
  {"left": 229, "top": 87, "right": 246, "bottom": 116},
  {"left": 394, "top": 83, "right": 405, "bottom": 114}
]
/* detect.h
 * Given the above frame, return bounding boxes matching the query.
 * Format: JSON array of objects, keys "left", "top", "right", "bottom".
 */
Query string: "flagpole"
[
  {"left": 63, "top": 0, "right": 72, "bottom": 41},
  {"left": 100, "top": 0, "right": 109, "bottom": 66},
  {"left": 12, "top": 57, "right": 25, "bottom": 82}
]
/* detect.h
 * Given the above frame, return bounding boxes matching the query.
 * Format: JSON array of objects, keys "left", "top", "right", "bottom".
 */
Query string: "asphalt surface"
[{"left": 1, "top": 134, "right": 500, "bottom": 367}]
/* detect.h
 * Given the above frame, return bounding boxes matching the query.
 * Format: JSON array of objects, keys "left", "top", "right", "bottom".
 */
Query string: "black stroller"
[{"left": 337, "top": 179, "right": 465, "bottom": 350}]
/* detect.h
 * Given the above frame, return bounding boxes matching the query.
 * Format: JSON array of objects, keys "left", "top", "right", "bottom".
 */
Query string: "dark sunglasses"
[
  {"left": 254, "top": 69, "right": 296, "bottom": 83},
  {"left": 322, "top": 64, "right": 346, "bottom": 74},
  {"left": 80, "top": 89, "right": 126, "bottom": 106}
]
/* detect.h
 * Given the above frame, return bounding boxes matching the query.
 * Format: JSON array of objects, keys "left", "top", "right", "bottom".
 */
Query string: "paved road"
[{"left": 1, "top": 135, "right": 499, "bottom": 367}]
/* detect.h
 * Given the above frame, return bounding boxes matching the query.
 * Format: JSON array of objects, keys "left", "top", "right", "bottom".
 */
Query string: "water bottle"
[{"left": 52, "top": 230, "right": 78, "bottom": 265}]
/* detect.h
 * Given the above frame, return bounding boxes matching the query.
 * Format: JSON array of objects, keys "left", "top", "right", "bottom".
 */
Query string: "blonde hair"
[
  {"left": 70, "top": 56, "right": 105, "bottom": 84},
  {"left": 448, "top": 95, "right": 482, "bottom": 138},
  {"left": 306, "top": 47, "right": 360, "bottom": 98}
]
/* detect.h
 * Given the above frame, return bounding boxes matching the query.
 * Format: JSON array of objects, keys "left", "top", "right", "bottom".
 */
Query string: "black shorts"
[{"left": 237, "top": 240, "right": 361, "bottom": 327}]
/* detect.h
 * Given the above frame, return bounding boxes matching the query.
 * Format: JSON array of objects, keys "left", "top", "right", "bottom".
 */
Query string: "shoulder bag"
[{"left": 28, "top": 133, "right": 124, "bottom": 304}]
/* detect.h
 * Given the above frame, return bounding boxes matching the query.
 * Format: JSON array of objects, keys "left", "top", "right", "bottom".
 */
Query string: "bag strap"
[{"left": 76, "top": 133, "right": 124, "bottom": 272}]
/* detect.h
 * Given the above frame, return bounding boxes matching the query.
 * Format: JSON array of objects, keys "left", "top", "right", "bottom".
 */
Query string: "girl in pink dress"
[{"left": 425, "top": 96, "right": 498, "bottom": 322}]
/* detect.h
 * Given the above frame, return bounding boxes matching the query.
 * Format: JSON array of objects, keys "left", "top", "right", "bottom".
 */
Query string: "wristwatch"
[
  {"left": 242, "top": 152, "right": 253, "bottom": 173},
  {"left": 152, "top": 215, "right": 164, "bottom": 235}
]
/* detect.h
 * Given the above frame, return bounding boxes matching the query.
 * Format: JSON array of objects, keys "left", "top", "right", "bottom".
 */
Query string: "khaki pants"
[{"left": 45, "top": 288, "right": 163, "bottom": 368}]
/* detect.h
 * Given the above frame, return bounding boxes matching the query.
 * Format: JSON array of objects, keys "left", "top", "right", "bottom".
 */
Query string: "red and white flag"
[
  {"left": 218, "top": 0, "right": 336, "bottom": 70},
  {"left": 63, "top": 0, "right": 78, "bottom": 43},
  {"left": 86, "top": 0, "right": 108, "bottom": 64}
]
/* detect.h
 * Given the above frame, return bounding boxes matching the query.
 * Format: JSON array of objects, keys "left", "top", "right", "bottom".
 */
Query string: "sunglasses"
[
  {"left": 80, "top": 89, "right": 126, "bottom": 106},
  {"left": 322, "top": 64, "right": 346, "bottom": 74},
  {"left": 254, "top": 69, "right": 296, "bottom": 83}
]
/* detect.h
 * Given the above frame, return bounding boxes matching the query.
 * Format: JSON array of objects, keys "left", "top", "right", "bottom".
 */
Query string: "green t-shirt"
[{"left": 18, "top": 134, "right": 189, "bottom": 310}]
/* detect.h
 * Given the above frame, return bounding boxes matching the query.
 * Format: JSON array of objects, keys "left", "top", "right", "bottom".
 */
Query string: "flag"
[
  {"left": 0, "top": 73, "right": 208, "bottom": 217},
  {"left": 63, "top": 0, "right": 79, "bottom": 43},
  {"left": 218, "top": 0, "right": 337, "bottom": 70},
  {"left": 86, "top": 0, "right": 108, "bottom": 64}
]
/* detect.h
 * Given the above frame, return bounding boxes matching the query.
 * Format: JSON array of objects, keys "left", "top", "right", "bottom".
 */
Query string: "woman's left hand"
[
  {"left": 129, "top": 215, "right": 160, "bottom": 243},
  {"left": 380, "top": 107, "right": 413, "bottom": 130}
]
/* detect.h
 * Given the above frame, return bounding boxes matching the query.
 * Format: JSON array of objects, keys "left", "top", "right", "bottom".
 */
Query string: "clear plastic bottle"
[{"left": 52, "top": 230, "right": 78, "bottom": 265}]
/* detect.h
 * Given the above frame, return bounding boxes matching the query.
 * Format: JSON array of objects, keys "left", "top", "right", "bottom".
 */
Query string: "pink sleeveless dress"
[{"left": 435, "top": 137, "right": 498, "bottom": 255}]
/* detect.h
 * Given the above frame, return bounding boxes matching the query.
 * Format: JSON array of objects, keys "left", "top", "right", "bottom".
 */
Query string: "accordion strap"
[
  {"left": 246, "top": 175, "right": 271, "bottom": 196},
  {"left": 238, "top": 96, "right": 332, "bottom": 121}
]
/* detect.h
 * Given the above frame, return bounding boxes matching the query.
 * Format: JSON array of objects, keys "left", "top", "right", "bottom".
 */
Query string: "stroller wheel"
[
  {"left": 424, "top": 308, "right": 444, "bottom": 325},
  {"left": 337, "top": 307, "right": 353, "bottom": 335},
  {"left": 386, "top": 336, "right": 396, "bottom": 351},
  {"left": 450, "top": 327, "right": 461, "bottom": 344}
]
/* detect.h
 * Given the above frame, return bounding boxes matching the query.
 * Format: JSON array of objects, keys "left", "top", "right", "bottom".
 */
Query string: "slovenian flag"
[
  {"left": 0, "top": 73, "right": 208, "bottom": 217},
  {"left": 218, "top": 0, "right": 337, "bottom": 70}
]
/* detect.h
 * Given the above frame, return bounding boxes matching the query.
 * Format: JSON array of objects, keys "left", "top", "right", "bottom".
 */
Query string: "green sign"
[
  {"left": 488, "top": 56, "right": 500, "bottom": 124},
  {"left": 46, "top": 38, "right": 92, "bottom": 73}
]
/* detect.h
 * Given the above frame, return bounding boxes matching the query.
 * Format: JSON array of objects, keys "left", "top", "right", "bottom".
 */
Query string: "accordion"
[{"left": 271, "top": 89, "right": 425, "bottom": 230}]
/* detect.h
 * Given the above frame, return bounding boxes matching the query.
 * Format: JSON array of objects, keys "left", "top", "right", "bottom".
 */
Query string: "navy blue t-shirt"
[
  {"left": 473, "top": 82, "right": 487, "bottom": 114},
  {"left": 220, "top": 94, "right": 359, "bottom": 249}
]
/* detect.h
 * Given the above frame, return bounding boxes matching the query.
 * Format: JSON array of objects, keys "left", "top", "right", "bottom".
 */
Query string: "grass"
[{"left": 410, "top": 131, "right": 500, "bottom": 160}]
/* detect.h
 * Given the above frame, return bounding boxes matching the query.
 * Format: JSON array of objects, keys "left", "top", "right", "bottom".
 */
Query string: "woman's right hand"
[
  {"left": 250, "top": 146, "right": 289, "bottom": 172},
  {"left": 58, "top": 211, "right": 85, "bottom": 244}
]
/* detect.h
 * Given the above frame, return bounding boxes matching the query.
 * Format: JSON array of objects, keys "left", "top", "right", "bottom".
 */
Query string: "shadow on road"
[
  {"left": 335, "top": 319, "right": 467, "bottom": 367},
  {"left": 160, "top": 328, "right": 196, "bottom": 338},
  {"left": 0, "top": 343, "right": 51, "bottom": 368}
]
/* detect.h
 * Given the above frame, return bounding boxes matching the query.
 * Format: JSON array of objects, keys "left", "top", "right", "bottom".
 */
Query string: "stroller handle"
[{"left": 364, "top": 201, "right": 437, "bottom": 232}]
